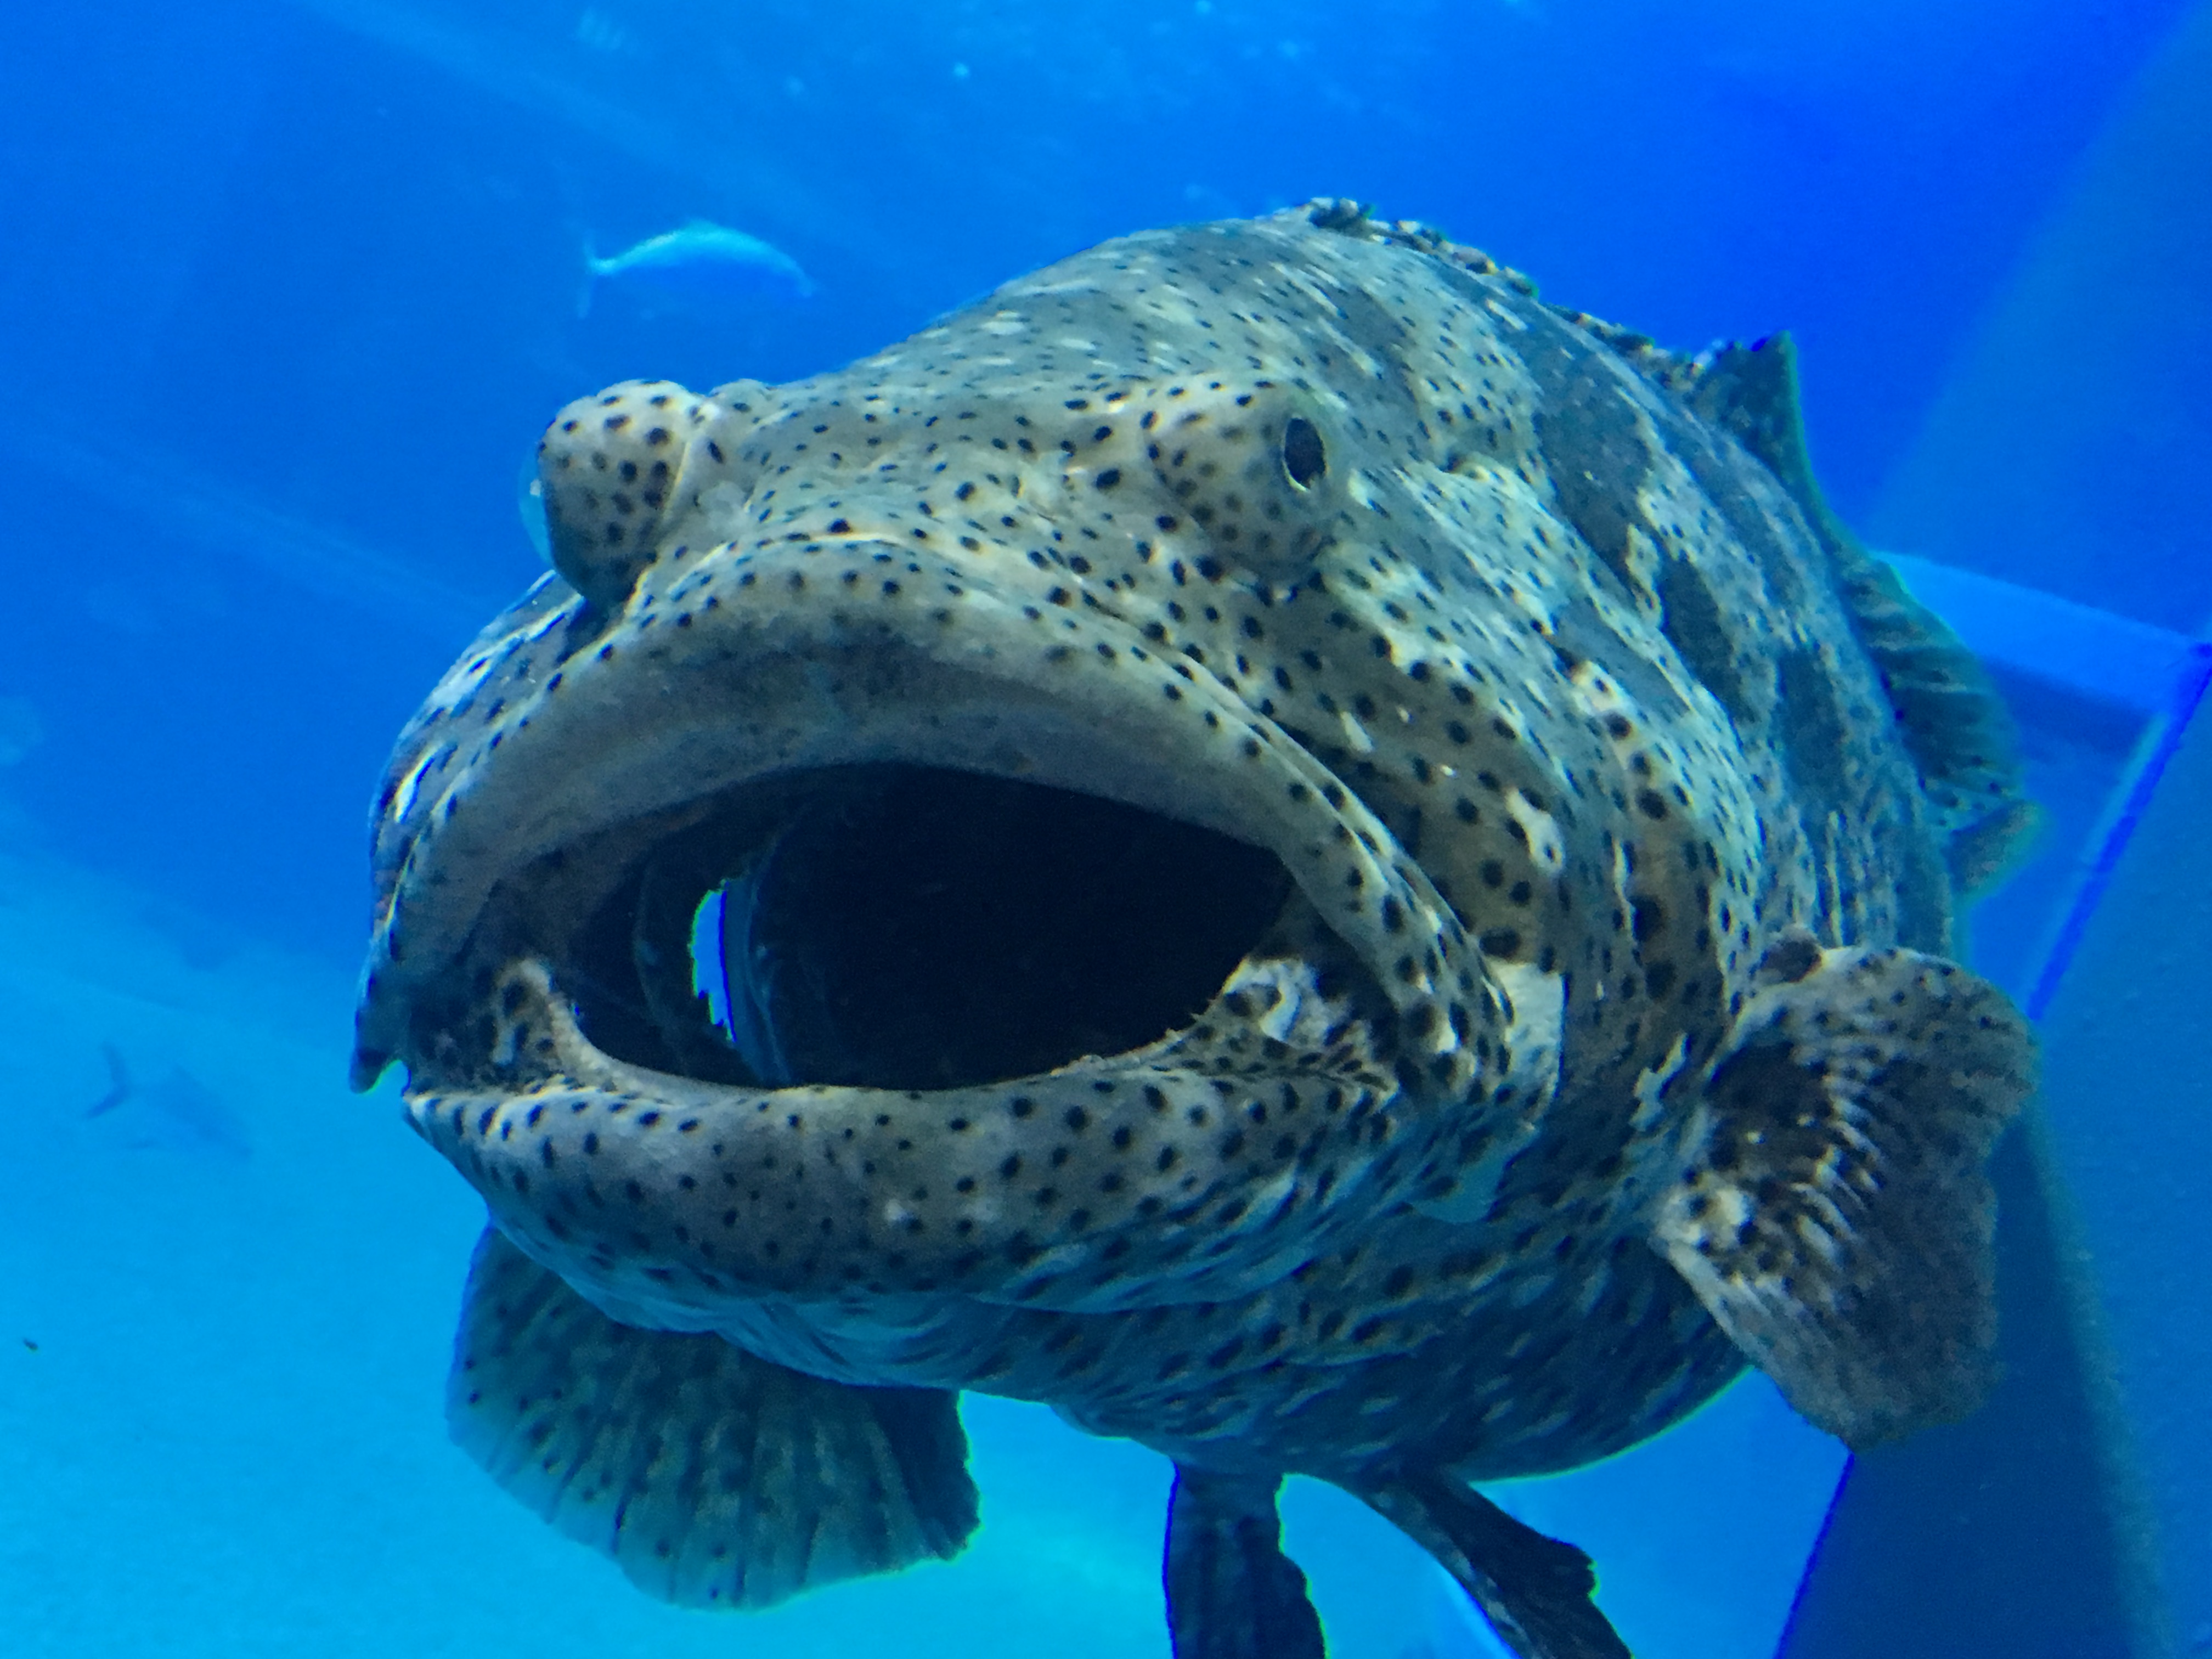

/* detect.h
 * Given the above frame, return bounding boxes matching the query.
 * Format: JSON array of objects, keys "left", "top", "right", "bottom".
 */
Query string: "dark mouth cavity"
[{"left": 567, "top": 765, "right": 1293, "bottom": 1092}]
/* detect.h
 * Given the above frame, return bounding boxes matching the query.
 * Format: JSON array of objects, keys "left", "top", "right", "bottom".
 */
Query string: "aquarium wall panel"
[
  {"left": 1779, "top": 590, "right": 2210, "bottom": 1656},
  {"left": 2029, "top": 690, "right": 2212, "bottom": 1655},
  {"left": 1869, "top": 0, "right": 2212, "bottom": 634}
]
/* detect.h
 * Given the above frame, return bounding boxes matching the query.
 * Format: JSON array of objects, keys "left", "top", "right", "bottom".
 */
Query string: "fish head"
[{"left": 356, "top": 207, "right": 1795, "bottom": 1329}]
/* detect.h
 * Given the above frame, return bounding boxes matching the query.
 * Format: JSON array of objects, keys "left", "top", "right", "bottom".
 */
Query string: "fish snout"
[
  {"left": 371, "top": 517, "right": 1531, "bottom": 1306},
  {"left": 365, "top": 348, "right": 1550, "bottom": 1306}
]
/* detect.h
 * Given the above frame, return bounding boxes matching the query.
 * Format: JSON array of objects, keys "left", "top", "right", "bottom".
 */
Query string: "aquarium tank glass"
[{"left": 1, "top": 3, "right": 2205, "bottom": 1656}]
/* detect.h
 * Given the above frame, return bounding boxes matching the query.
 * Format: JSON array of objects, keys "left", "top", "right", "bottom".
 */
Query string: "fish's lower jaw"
[
  {"left": 406, "top": 946, "right": 1436, "bottom": 1325},
  {"left": 405, "top": 861, "right": 1540, "bottom": 1322}
]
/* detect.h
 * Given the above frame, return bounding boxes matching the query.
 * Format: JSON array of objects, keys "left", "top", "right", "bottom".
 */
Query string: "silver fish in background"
[
  {"left": 578, "top": 218, "right": 815, "bottom": 318},
  {"left": 356, "top": 200, "right": 2037, "bottom": 1658},
  {"left": 88, "top": 1045, "right": 252, "bottom": 1162}
]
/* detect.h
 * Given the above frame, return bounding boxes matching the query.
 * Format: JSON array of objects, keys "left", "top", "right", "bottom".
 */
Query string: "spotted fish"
[{"left": 354, "top": 200, "right": 2038, "bottom": 1658}]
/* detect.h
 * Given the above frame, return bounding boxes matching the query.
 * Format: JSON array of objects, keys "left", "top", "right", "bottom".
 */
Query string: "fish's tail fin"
[
  {"left": 86, "top": 1045, "right": 131, "bottom": 1119},
  {"left": 568, "top": 220, "right": 600, "bottom": 319}
]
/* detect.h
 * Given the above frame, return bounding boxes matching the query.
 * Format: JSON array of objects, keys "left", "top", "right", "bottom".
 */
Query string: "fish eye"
[{"left": 1281, "top": 416, "right": 1326, "bottom": 489}]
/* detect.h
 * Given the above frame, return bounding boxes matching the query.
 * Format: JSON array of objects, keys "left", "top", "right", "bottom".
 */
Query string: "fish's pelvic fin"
[
  {"left": 1654, "top": 939, "right": 2035, "bottom": 1446},
  {"left": 1164, "top": 1466, "right": 1324, "bottom": 1659},
  {"left": 1355, "top": 1472, "right": 1628, "bottom": 1659},
  {"left": 448, "top": 1226, "right": 979, "bottom": 1607}
]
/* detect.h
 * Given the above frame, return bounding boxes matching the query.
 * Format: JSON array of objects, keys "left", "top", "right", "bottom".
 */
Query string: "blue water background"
[{"left": 1, "top": 2, "right": 2206, "bottom": 1655}]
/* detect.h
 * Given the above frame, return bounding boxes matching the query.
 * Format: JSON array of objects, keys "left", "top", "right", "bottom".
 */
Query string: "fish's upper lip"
[{"left": 353, "top": 534, "right": 1489, "bottom": 1101}]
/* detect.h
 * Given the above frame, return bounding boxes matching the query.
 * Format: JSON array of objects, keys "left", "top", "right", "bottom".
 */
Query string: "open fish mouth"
[
  {"left": 365, "top": 529, "right": 1528, "bottom": 1316},
  {"left": 573, "top": 762, "right": 1298, "bottom": 1094},
  {"left": 359, "top": 526, "right": 1496, "bottom": 1088}
]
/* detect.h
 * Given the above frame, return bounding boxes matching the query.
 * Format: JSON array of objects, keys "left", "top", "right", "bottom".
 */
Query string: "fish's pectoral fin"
[
  {"left": 1356, "top": 1472, "right": 1628, "bottom": 1659},
  {"left": 1655, "top": 943, "right": 2034, "bottom": 1446},
  {"left": 448, "top": 1225, "right": 979, "bottom": 1607},
  {"left": 1164, "top": 1466, "right": 1324, "bottom": 1659}
]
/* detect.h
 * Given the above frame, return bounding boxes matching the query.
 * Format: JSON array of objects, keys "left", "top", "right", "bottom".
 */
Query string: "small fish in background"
[
  {"left": 578, "top": 221, "right": 816, "bottom": 319},
  {"left": 85, "top": 1046, "right": 130, "bottom": 1118},
  {"left": 86, "top": 1044, "right": 252, "bottom": 1163}
]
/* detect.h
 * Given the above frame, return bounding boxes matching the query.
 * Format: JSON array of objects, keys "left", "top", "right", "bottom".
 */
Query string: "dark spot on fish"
[
  {"left": 1775, "top": 646, "right": 1852, "bottom": 814},
  {"left": 1657, "top": 557, "right": 1752, "bottom": 723}
]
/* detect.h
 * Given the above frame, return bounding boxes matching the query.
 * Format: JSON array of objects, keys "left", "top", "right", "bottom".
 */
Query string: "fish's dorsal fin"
[
  {"left": 1830, "top": 552, "right": 2040, "bottom": 893},
  {"left": 1652, "top": 940, "right": 2034, "bottom": 1446},
  {"left": 1682, "top": 335, "right": 1819, "bottom": 512},
  {"left": 1688, "top": 336, "right": 2036, "bottom": 895},
  {"left": 448, "top": 1227, "right": 979, "bottom": 1607}
]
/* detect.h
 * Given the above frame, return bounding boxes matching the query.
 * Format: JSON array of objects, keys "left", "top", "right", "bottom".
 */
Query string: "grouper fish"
[{"left": 354, "top": 199, "right": 2039, "bottom": 1658}]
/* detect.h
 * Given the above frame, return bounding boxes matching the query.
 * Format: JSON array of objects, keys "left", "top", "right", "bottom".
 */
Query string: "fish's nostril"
[{"left": 1281, "top": 416, "right": 1326, "bottom": 489}]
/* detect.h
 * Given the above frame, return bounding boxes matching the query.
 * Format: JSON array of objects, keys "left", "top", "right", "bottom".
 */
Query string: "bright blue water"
[{"left": 1, "top": 3, "right": 2205, "bottom": 1655}]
